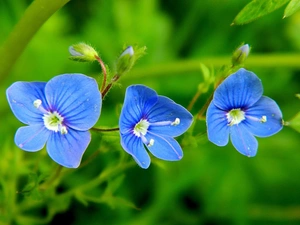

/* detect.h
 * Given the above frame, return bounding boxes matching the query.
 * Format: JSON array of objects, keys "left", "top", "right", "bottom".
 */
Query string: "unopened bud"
[
  {"left": 232, "top": 44, "right": 250, "bottom": 66},
  {"left": 116, "top": 46, "right": 134, "bottom": 75},
  {"left": 69, "top": 43, "right": 99, "bottom": 62}
]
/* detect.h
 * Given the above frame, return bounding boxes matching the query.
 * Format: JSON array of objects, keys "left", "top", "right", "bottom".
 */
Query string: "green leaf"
[
  {"left": 287, "top": 112, "right": 300, "bottom": 133},
  {"left": 284, "top": 0, "right": 300, "bottom": 18},
  {"left": 20, "top": 173, "right": 43, "bottom": 201},
  {"left": 232, "top": 0, "right": 290, "bottom": 25}
]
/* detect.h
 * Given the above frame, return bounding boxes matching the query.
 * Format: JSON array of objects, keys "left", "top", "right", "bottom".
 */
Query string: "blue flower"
[
  {"left": 6, "top": 74, "right": 102, "bottom": 168},
  {"left": 119, "top": 85, "right": 193, "bottom": 169},
  {"left": 206, "top": 68, "right": 283, "bottom": 157}
]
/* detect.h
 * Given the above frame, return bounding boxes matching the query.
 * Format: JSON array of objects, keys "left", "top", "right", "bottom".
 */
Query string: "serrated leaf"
[
  {"left": 232, "top": 0, "right": 290, "bottom": 25},
  {"left": 288, "top": 112, "right": 300, "bottom": 133},
  {"left": 284, "top": 0, "right": 300, "bottom": 18}
]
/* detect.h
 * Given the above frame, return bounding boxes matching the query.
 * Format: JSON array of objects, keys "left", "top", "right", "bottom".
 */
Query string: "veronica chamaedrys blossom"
[
  {"left": 206, "top": 68, "right": 283, "bottom": 157},
  {"left": 6, "top": 74, "right": 101, "bottom": 168},
  {"left": 119, "top": 85, "right": 193, "bottom": 169}
]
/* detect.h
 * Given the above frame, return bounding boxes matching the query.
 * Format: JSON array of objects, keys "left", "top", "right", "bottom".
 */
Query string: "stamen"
[
  {"left": 246, "top": 115, "right": 268, "bottom": 123},
  {"left": 149, "top": 118, "right": 181, "bottom": 126},
  {"left": 260, "top": 116, "right": 267, "bottom": 123},
  {"left": 171, "top": 118, "right": 180, "bottom": 126},
  {"left": 133, "top": 118, "right": 180, "bottom": 147},
  {"left": 147, "top": 139, "right": 155, "bottom": 147},
  {"left": 60, "top": 125, "right": 68, "bottom": 134},
  {"left": 33, "top": 99, "right": 42, "bottom": 108},
  {"left": 140, "top": 134, "right": 148, "bottom": 145},
  {"left": 33, "top": 99, "right": 48, "bottom": 114}
]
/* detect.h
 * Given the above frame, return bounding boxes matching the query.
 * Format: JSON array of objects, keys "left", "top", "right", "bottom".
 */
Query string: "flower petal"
[
  {"left": 45, "top": 74, "right": 101, "bottom": 131},
  {"left": 213, "top": 68, "right": 263, "bottom": 110},
  {"left": 15, "top": 125, "right": 50, "bottom": 151},
  {"left": 119, "top": 85, "right": 158, "bottom": 134},
  {"left": 244, "top": 96, "right": 283, "bottom": 137},
  {"left": 147, "top": 96, "right": 193, "bottom": 137},
  {"left": 47, "top": 129, "right": 91, "bottom": 168},
  {"left": 6, "top": 82, "right": 47, "bottom": 125},
  {"left": 146, "top": 133, "right": 183, "bottom": 161},
  {"left": 206, "top": 101, "right": 230, "bottom": 146},
  {"left": 120, "top": 132, "right": 150, "bottom": 169},
  {"left": 230, "top": 124, "right": 258, "bottom": 157}
]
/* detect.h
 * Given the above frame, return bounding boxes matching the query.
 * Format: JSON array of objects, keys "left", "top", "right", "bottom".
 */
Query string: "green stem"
[
  {"left": 0, "top": 0, "right": 70, "bottom": 83},
  {"left": 59, "top": 161, "right": 134, "bottom": 198},
  {"left": 39, "top": 165, "right": 63, "bottom": 190},
  {"left": 196, "top": 93, "right": 213, "bottom": 120},
  {"left": 91, "top": 127, "right": 120, "bottom": 132},
  {"left": 125, "top": 54, "right": 300, "bottom": 80},
  {"left": 95, "top": 55, "right": 107, "bottom": 92},
  {"left": 101, "top": 74, "right": 120, "bottom": 98},
  {"left": 187, "top": 89, "right": 201, "bottom": 111}
]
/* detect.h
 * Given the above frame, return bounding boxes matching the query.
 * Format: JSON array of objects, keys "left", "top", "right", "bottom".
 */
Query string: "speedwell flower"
[
  {"left": 6, "top": 74, "right": 101, "bottom": 168},
  {"left": 119, "top": 85, "right": 193, "bottom": 169},
  {"left": 206, "top": 68, "right": 283, "bottom": 157}
]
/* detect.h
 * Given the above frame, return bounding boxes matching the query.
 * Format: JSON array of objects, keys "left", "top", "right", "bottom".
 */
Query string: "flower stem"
[
  {"left": 101, "top": 74, "right": 120, "bottom": 99},
  {"left": 59, "top": 161, "right": 135, "bottom": 198},
  {"left": 39, "top": 165, "right": 63, "bottom": 190},
  {"left": 95, "top": 55, "right": 107, "bottom": 92},
  {"left": 196, "top": 93, "right": 213, "bottom": 120},
  {"left": 124, "top": 54, "right": 300, "bottom": 81},
  {"left": 187, "top": 89, "right": 202, "bottom": 111},
  {"left": 79, "top": 150, "right": 101, "bottom": 168},
  {"left": 91, "top": 127, "right": 120, "bottom": 132},
  {"left": 0, "top": 0, "right": 70, "bottom": 83}
]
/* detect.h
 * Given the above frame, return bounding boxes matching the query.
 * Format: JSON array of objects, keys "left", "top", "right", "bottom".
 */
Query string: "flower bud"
[
  {"left": 232, "top": 44, "right": 250, "bottom": 66},
  {"left": 116, "top": 46, "right": 135, "bottom": 75},
  {"left": 69, "top": 43, "right": 99, "bottom": 62}
]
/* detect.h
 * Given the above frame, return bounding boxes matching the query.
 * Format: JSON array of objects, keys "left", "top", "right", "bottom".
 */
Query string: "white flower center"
[
  {"left": 43, "top": 111, "right": 67, "bottom": 134},
  {"left": 133, "top": 119, "right": 150, "bottom": 137},
  {"left": 226, "top": 108, "right": 245, "bottom": 126},
  {"left": 34, "top": 99, "right": 67, "bottom": 134}
]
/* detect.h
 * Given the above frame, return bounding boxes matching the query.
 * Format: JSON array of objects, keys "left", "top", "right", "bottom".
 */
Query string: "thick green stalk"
[
  {"left": 0, "top": 0, "right": 70, "bottom": 83},
  {"left": 125, "top": 54, "right": 300, "bottom": 80}
]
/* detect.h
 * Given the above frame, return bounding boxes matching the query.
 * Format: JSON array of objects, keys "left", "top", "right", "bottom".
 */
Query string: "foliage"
[
  {"left": 1, "top": 0, "right": 300, "bottom": 225},
  {"left": 233, "top": 0, "right": 300, "bottom": 25}
]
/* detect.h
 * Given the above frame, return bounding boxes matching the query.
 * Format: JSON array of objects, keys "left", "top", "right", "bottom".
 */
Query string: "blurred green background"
[{"left": 1, "top": 0, "right": 300, "bottom": 224}]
